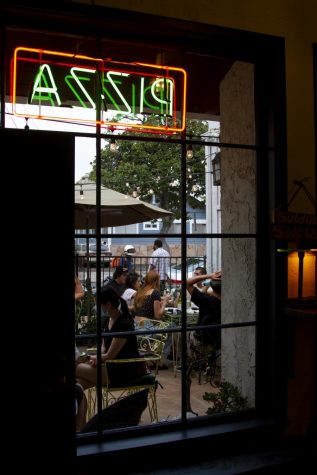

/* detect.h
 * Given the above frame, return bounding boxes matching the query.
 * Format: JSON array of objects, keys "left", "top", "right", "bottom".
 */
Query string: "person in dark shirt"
[
  {"left": 104, "top": 265, "right": 128, "bottom": 296},
  {"left": 186, "top": 271, "right": 221, "bottom": 349},
  {"left": 76, "top": 287, "right": 146, "bottom": 389}
]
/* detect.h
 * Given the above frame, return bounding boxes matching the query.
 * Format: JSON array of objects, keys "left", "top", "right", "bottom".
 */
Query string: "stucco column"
[{"left": 220, "top": 61, "right": 256, "bottom": 404}]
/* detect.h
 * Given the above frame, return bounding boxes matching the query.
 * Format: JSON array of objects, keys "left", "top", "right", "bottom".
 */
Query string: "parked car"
[
  {"left": 169, "top": 258, "right": 206, "bottom": 284},
  {"left": 77, "top": 242, "right": 112, "bottom": 267},
  {"left": 88, "top": 242, "right": 111, "bottom": 256}
]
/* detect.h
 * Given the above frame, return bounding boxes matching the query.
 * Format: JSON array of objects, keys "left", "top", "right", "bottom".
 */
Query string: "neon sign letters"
[{"left": 12, "top": 47, "right": 187, "bottom": 134}]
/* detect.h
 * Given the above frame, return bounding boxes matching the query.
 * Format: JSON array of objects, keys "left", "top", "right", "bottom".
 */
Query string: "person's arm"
[
  {"left": 102, "top": 337, "right": 127, "bottom": 360},
  {"left": 148, "top": 250, "right": 157, "bottom": 272},
  {"left": 148, "top": 256, "right": 156, "bottom": 272},
  {"left": 186, "top": 271, "right": 221, "bottom": 295},
  {"left": 75, "top": 276, "right": 85, "bottom": 301},
  {"left": 153, "top": 293, "right": 170, "bottom": 319},
  {"left": 89, "top": 337, "right": 127, "bottom": 367}
]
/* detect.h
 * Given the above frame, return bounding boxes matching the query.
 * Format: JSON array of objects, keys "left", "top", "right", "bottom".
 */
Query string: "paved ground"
[{"left": 139, "top": 364, "right": 217, "bottom": 424}]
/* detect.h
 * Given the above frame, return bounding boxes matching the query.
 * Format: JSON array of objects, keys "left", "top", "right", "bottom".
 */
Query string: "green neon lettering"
[
  {"left": 143, "top": 84, "right": 160, "bottom": 112},
  {"left": 31, "top": 64, "right": 61, "bottom": 106},
  {"left": 29, "top": 63, "right": 175, "bottom": 120},
  {"left": 102, "top": 80, "right": 121, "bottom": 111},
  {"left": 106, "top": 72, "right": 131, "bottom": 113},
  {"left": 131, "top": 82, "right": 135, "bottom": 114},
  {"left": 151, "top": 78, "right": 174, "bottom": 116},
  {"left": 65, "top": 75, "right": 91, "bottom": 108},
  {"left": 68, "top": 68, "right": 96, "bottom": 109},
  {"left": 140, "top": 77, "right": 145, "bottom": 114}
]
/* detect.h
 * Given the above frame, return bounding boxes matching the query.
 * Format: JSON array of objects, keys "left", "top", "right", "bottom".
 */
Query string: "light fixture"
[
  {"left": 80, "top": 185, "right": 84, "bottom": 200},
  {"left": 212, "top": 152, "right": 221, "bottom": 186},
  {"left": 186, "top": 144, "right": 193, "bottom": 159},
  {"left": 110, "top": 137, "right": 117, "bottom": 152},
  {"left": 132, "top": 190, "right": 138, "bottom": 198},
  {"left": 286, "top": 246, "right": 317, "bottom": 300}
]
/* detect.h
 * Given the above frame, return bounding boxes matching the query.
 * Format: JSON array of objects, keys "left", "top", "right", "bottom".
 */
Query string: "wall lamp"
[{"left": 212, "top": 152, "right": 221, "bottom": 186}]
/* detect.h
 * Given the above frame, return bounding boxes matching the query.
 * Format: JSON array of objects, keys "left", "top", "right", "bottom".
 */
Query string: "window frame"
[{"left": 1, "top": 1, "right": 288, "bottom": 463}]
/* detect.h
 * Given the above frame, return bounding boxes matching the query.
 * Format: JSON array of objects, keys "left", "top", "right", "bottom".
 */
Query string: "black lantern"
[{"left": 212, "top": 152, "right": 221, "bottom": 186}]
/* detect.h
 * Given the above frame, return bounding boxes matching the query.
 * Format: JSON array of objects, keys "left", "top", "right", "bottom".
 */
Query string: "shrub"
[{"left": 203, "top": 381, "right": 248, "bottom": 415}]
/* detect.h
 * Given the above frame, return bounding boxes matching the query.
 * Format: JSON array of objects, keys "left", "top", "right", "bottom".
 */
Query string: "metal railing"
[{"left": 75, "top": 255, "right": 206, "bottom": 291}]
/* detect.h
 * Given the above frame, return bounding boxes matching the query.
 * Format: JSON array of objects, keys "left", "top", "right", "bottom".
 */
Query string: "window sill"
[{"left": 77, "top": 417, "right": 279, "bottom": 470}]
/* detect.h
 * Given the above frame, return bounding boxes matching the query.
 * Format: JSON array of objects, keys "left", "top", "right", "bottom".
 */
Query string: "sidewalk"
[{"left": 140, "top": 365, "right": 218, "bottom": 424}]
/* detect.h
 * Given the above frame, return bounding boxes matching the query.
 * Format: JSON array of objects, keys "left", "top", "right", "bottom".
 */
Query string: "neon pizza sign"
[{"left": 11, "top": 47, "right": 187, "bottom": 134}]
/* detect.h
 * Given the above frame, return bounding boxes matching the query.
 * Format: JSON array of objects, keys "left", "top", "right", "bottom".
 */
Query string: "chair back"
[{"left": 137, "top": 318, "right": 169, "bottom": 361}]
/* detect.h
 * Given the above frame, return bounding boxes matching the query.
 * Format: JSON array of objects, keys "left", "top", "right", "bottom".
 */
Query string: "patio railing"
[{"left": 75, "top": 255, "right": 206, "bottom": 291}]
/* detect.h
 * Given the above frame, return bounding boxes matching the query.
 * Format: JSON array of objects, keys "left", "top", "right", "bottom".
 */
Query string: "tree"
[{"left": 89, "top": 118, "right": 210, "bottom": 235}]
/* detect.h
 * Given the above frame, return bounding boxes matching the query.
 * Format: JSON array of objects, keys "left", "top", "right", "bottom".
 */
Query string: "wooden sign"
[{"left": 271, "top": 210, "right": 317, "bottom": 241}]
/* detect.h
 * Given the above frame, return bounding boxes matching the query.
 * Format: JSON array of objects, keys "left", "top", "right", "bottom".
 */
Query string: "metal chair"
[{"left": 87, "top": 319, "right": 169, "bottom": 422}]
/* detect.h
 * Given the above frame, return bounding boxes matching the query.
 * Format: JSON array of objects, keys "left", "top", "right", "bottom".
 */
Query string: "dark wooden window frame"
[{"left": 1, "top": 2, "right": 288, "bottom": 470}]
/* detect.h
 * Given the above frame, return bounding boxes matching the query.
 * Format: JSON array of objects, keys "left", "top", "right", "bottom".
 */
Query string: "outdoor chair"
[{"left": 87, "top": 319, "right": 169, "bottom": 422}]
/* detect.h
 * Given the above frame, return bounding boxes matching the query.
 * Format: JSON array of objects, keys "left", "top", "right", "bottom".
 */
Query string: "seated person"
[
  {"left": 134, "top": 271, "right": 173, "bottom": 368},
  {"left": 76, "top": 287, "right": 147, "bottom": 390},
  {"left": 192, "top": 266, "right": 214, "bottom": 295},
  {"left": 121, "top": 271, "right": 142, "bottom": 314},
  {"left": 186, "top": 271, "right": 222, "bottom": 349},
  {"left": 103, "top": 265, "right": 128, "bottom": 296},
  {"left": 134, "top": 270, "right": 170, "bottom": 322}
]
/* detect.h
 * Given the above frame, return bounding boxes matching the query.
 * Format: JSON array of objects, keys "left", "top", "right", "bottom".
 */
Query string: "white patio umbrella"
[{"left": 75, "top": 182, "right": 172, "bottom": 228}]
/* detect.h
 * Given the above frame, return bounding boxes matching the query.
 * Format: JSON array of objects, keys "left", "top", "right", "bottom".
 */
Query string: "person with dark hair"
[
  {"left": 148, "top": 238, "right": 170, "bottom": 294},
  {"left": 186, "top": 271, "right": 222, "bottom": 348},
  {"left": 121, "top": 271, "right": 142, "bottom": 312},
  {"left": 76, "top": 287, "right": 146, "bottom": 390},
  {"left": 192, "top": 266, "right": 209, "bottom": 293},
  {"left": 104, "top": 265, "right": 129, "bottom": 296}
]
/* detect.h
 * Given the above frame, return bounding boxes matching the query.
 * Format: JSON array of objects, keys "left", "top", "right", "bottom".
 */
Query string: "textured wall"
[{"left": 220, "top": 62, "right": 256, "bottom": 405}]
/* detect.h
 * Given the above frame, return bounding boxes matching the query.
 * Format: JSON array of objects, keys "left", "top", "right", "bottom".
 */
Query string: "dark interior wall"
[
  {"left": 2, "top": 129, "right": 75, "bottom": 470},
  {"left": 313, "top": 43, "right": 317, "bottom": 193}
]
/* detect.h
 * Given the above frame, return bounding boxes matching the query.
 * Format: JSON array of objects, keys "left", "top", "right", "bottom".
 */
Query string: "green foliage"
[
  {"left": 203, "top": 381, "right": 248, "bottom": 415},
  {"left": 89, "top": 118, "right": 212, "bottom": 226},
  {"left": 80, "top": 278, "right": 95, "bottom": 317},
  {"left": 79, "top": 315, "right": 98, "bottom": 334},
  {"left": 75, "top": 278, "right": 97, "bottom": 333}
]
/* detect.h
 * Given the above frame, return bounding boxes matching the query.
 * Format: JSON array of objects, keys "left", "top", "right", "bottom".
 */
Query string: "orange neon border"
[{"left": 12, "top": 47, "right": 187, "bottom": 133}]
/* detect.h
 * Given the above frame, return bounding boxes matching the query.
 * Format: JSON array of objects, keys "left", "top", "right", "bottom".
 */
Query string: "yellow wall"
[{"left": 80, "top": 0, "right": 317, "bottom": 211}]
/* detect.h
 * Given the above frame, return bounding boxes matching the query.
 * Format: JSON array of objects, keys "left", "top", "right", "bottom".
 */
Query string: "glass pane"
[
  {"left": 188, "top": 326, "right": 255, "bottom": 416},
  {"left": 186, "top": 141, "right": 257, "bottom": 235}
]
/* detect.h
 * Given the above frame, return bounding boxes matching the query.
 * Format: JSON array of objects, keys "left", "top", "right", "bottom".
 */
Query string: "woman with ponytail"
[{"left": 76, "top": 287, "right": 146, "bottom": 390}]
